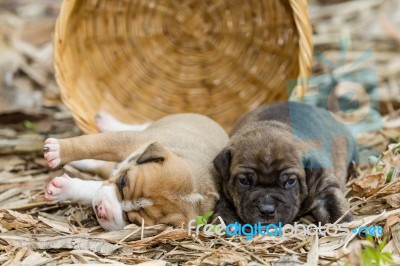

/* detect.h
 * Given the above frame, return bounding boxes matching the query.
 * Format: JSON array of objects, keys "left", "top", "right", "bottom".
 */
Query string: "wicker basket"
[{"left": 54, "top": 0, "right": 312, "bottom": 133}]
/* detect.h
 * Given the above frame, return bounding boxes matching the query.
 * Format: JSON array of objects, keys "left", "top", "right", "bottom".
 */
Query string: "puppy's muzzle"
[
  {"left": 257, "top": 203, "right": 276, "bottom": 219},
  {"left": 253, "top": 194, "right": 279, "bottom": 220}
]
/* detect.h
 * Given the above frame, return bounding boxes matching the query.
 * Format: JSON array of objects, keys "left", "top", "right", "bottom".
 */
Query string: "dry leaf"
[
  {"left": 21, "top": 251, "right": 52, "bottom": 266},
  {"left": 271, "top": 255, "right": 304, "bottom": 266},
  {"left": 392, "top": 224, "right": 400, "bottom": 256},
  {"left": 384, "top": 214, "right": 400, "bottom": 234},
  {"left": 0, "top": 235, "right": 122, "bottom": 256},
  {"left": 383, "top": 194, "right": 400, "bottom": 208},
  {"left": 351, "top": 173, "right": 386, "bottom": 197},
  {"left": 0, "top": 155, "right": 25, "bottom": 171},
  {"left": 0, "top": 210, "right": 38, "bottom": 230},
  {"left": 306, "top": 235, "right": 319, "bottom": 266},
  {"left": 135, "top": 261, "right": 170, "bottom": 266},
  {"left": 347, "top": 240, "right": 362, "bottom": 266},
  {"left": 185, "top": 250, "right": 248, "bottom": 266},
  {"left": 38, "top": 216, "right": 71, "bottom": 234}
]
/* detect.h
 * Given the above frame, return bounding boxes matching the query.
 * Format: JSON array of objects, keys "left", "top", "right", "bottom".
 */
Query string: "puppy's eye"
[
  {"left": 284, "top": 175, "right": 297, "bottom": 189},
  {"left": 237, "top": 174, "right": 250, "bottom": 187},
  {"left": 116, "top": 171, "right": 128, "bottom": 192}
]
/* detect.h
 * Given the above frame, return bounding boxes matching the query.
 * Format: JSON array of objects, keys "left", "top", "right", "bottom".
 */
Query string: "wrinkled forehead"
[
  {"left": 230, "top": 136, "right": 303, "bottom": 174},
  {"left": 113, "top": 163, "right": 161, "bottom": 189}
]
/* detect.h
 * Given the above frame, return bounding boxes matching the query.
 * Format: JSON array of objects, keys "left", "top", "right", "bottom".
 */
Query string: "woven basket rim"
[{"left": 54, "top": 0, "right": 313, "bottom": 134}]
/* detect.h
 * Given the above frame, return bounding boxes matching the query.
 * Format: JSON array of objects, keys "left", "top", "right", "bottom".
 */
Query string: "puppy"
[
  {"left": 43, "top": 113, "right": 228, "bottom": 231},
  {"left": 212, "top": 102, "right": 357, "bottom": 225}
]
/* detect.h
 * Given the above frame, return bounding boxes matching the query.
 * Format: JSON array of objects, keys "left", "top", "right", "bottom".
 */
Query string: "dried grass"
[
  {"left": 1, "top": 0, "right": 400, "bottom": 265},
  {"left": 2, "top": 128, "right": 400, "bottom": 265}
]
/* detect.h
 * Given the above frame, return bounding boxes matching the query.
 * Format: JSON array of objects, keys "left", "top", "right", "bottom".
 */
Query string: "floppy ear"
[
  {"left": 302, "top": 155, "right": 324, "bottom": 187},
  {"left": 213, "top": 147, "right": 232, "bottom": 180},
  {"left": 136, "top": 142, "right": 168, "bottom": 165},
  {"left": 299, "top": 156, "right": 324, "bottom": 204},
  {"left": 301, "top": 155, "right": 352, "bottom": 223}
]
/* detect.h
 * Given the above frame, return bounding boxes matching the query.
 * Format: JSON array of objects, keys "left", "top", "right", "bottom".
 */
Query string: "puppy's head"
[
  {"left": 93, "top": 142, "right": 198, "bottom": 230},
  {"left": 214, "top": 125, "right": 309, "bottom": 225}
]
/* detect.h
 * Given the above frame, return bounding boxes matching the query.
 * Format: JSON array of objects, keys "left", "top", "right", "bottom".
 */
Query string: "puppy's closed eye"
[{"left": 116, "top": 171, "right": 128, "bottom": 196}]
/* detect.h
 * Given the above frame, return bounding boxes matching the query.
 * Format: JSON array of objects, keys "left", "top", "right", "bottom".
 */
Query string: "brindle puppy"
[{"left": 213, "top": 102, "right": 357, "bottom": 225}]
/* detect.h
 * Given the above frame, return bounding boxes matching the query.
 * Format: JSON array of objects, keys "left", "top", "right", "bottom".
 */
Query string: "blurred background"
[
  {"left": 0, "top": 0, "right": 399, "bottom": 138},
  {"left": 0, "top": 0, "right": 398, "bottom": 123},
  {"left": 0, "top": 0, "right": 76, "bottom": 139}
]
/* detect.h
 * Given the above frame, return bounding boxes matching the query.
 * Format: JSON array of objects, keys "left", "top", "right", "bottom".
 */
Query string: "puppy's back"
[
  {"left": 151, "top": 113, "right": 228, "bottom": 147},
  {"left": 142, "top": 113, "right": 229, "bottom": 171},
  {"left": 233, "top": 102, "right": 351, "bottom": 138},
  {"left": 232, "top": 102, "right": 358, "bottom": 170}
]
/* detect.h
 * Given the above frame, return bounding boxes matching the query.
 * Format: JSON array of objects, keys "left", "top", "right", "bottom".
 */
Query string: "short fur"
[
  {"left": 212, "top": 102, "right": 357, "bottom": 225},
  {"left": 44, "top": 114, "right": 228, "bottom": 230}
]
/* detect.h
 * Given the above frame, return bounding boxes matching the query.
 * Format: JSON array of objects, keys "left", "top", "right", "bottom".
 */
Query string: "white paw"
[
  {"left": 44, "top": 138, "right": 61, "bottom": 168},
  {"left": 44, "top": 174, "right": 71, "bottom": 204},
  {"left": 69, "top": 159, "right": 101, "bottom": 172},
  {"left": 95, "top": 111, "right": 150, "bottom": 132},
  {"left": 95, "top": 111, "right": 118, "bottom": 132}
]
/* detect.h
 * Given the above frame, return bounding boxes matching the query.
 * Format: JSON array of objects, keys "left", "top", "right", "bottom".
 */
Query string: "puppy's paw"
[
  {"left": 95, "top": 111, "right": 118, "bottom": 132},
  {"left": 44, "top": 174, "right": 71, "bottom": 204},
  {"left": 44, "top": 138, "right": 61, "bottom": 168},
  {"left": 311, "top": 186, "right": 352, "bottom": 224}
]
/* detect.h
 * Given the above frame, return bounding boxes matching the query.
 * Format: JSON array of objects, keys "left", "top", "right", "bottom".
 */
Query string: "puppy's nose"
[
  {"left": 258, "top": 204, "right": 276, "bottom": 217},
  {"left": 95, "top": 203, "right": 107, "bottom": 219}
]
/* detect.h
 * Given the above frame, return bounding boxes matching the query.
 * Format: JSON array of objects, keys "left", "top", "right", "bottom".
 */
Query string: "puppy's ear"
[
  {"left": 302, "top": 156, "right": 352, "bottom": 224},
  {"left": 302, "top": 156, "right": 324, "bottom": 187},
  {"left": 137, "top": 142, "right": 168, "bottom": 165},
  {"left": 213, "top": 147, "right": 232, "bottom": 180}
]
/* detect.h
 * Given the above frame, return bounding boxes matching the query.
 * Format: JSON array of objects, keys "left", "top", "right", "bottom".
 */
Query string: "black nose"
[{"left": 258, "top": 204, "right": 276, "bottom": 217}]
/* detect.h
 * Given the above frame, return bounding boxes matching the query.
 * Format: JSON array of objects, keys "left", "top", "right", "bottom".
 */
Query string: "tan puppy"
[{"left": 43, "top": 113, "right": 228, "bottom": 231}]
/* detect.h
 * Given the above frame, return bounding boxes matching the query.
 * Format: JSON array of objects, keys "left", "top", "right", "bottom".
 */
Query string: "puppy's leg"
[
  {"left": 45, "top": 174, "right": 102, "bottom": 205},
  {"left": 158, "top": 213, "right": 186, "bottom": 227},
  {"left": 68, "top": 159, "right": 116, "bottom": 179},
  {"left": 95, "top": 111, "right": 150, "bottom": 132},
  {"left": 311, "top": 186, "right": 352, "bottom": 224},
  {"left": 43, "top": 131, "right": 152, "bottom": 168}
]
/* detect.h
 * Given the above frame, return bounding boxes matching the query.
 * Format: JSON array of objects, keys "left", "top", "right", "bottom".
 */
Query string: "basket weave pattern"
[{"left": 55, "top": 0, "right": 312, "bottom": 133}]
